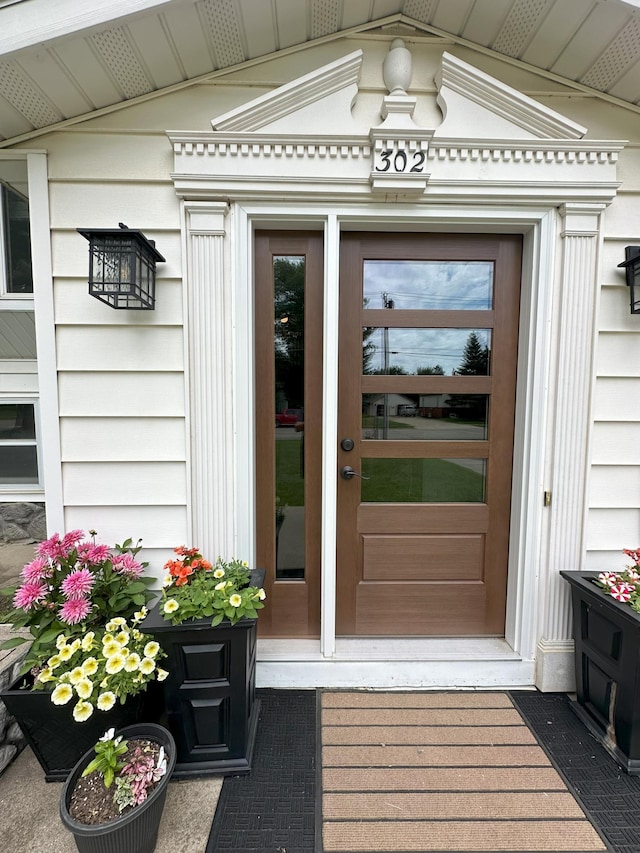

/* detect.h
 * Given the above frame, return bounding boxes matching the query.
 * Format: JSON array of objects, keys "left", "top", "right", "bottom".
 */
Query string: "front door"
[{"left": 336, "top": 233, "right": 522, "bottom": 636}]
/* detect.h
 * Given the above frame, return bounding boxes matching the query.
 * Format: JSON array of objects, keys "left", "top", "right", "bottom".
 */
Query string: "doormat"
[
  {"left": 510, "top": 690, "right": 640, "bottom": 853},
  {"left": 318, "top": 691, "right": 608, "bottom": 853},
  {"left": 205, "top": 688, "right": 316, "bottom": 853}
]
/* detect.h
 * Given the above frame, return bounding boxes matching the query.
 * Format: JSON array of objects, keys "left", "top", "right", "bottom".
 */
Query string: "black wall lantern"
[
  {"left": 618, "top": 246, "right": 640, "bottom": 314},
  {"left": 77, "top": 223, "right": 165, "bottom": 310}
]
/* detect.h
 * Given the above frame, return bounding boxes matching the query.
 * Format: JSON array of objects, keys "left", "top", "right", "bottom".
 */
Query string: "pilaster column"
[
  {"left": 536, "top": 203, "right": 604, "bottom": 690},
  {"left": 184, "top": 202, "right": 234, "bottom": 558}
]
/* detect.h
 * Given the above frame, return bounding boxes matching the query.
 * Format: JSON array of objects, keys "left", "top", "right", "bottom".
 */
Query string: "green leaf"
[
  {"left": 211, "top": 613, "right": 224, "bottom": 627},
  {"left": 0, "top": 636, "right": 29, "bottom": 649}
]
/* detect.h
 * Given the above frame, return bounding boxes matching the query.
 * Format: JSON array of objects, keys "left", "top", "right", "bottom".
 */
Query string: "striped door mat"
[{"left": 319, "top": 691, "right": 608, "bottom": 853}]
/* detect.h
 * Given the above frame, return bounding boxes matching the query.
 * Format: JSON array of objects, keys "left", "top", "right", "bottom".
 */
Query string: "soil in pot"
[{"left": 68, "top": 738, "right": 164, "bottom": 826}]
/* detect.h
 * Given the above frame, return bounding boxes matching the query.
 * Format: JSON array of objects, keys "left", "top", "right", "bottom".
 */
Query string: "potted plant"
[
  {"left": 141, "top": 547, "right": 266, "bottom": 776},
  {"left": 0, "top": 530, "right": 167, "bottom": 780},
  {"left": 60, "top": 723, "right": 175, "bottom": 853},
  {"left": 561, "top": 547, "right": 640, "bottom": 774}
]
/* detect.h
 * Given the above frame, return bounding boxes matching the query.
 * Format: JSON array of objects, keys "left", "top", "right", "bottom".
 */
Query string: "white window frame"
[
  {"left": 0, "top": 160, "right": 35, "bottom": 311},
  {"left": 0, "top": 397, "right": 43, "bottom": 499}
]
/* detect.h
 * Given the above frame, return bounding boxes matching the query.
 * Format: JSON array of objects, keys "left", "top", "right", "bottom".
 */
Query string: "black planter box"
[
  {"left": 60, "top": 723, "right": 176, "bottom": 853},
  {"left": 140, "top": 568, "right": 264, "bottom": 778},
  {"left": 561, "top": 570, "right": 640, "bottom": 774},
  {"left": 0, "top": 680, "right": 150, "bottom": 782}
]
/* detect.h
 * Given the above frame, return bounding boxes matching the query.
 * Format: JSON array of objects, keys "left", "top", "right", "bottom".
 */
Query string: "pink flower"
[
  {"left": 626, "top": 569, "right": 640, "bottom": 582},
  {"left": 76, "top": 543, "right": 111, "bottom": 565},
  {"left": 62, "top": 529, "right": 85, "bottom": 551},
  {"left": 623, "top": 548, "right": 640, "bottom": 565},
  {"left": 610, "top": 583, "right": 633, "bottom": 602},
  {"left": 111, "top": 553, "right": 143, "bottom": 578},
  {"left": 58, "top": 598, "right": 91, "bottom": 625},
  {"left": 598, "top": 572, "right": 618, "bottom": 587},
  {"left": 35, "top": 533, "right": 66, "bottom": 561},
  {"left": 20, "top": 557, "right": 50, "bottom": 583},
  {"left": 13, "top": 582, "right": 48, "bottom": 610},
  {"left": 61, "top": 568, "right": 95, "bottom": 599}
]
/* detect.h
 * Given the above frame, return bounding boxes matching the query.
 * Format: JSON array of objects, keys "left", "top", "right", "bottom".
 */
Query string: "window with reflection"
[
  {"left": 360, "top": 458, "right": 486, "bottom": 503},
  {"left": 363, "top": 328, "right": 491, "bottom": 376},
  {"left": 273, "top": 256, "right": 305, "bottom": 580},
  {"left": 0, "top": 161, "right": 33, "bottom": 295},
  {"left": 363, "top": 260, "right": 493, "bottom": 310},
  {"left": 0, "top": 402, "right": 39, "bottom": 485},
  {"left": 362, "top": 395, "right": 489, "bottom": 440}
]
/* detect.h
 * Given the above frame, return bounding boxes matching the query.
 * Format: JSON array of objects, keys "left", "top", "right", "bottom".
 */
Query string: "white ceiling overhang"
[{"left": 1, "top": 0, "right": 639, "bottom": 147}]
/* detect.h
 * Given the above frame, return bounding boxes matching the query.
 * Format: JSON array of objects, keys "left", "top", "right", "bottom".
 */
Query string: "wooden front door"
[{"left": 336, "top": 233, "right": 522, "bottom": 636}]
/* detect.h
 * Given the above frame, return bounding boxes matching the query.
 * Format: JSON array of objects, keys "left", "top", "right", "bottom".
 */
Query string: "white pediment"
[
  {"left": 211, "top": 50, "right": 363, "bottom": 134},
  {"left": 434, "top": 52, "right": 587, "bottom": 141}
]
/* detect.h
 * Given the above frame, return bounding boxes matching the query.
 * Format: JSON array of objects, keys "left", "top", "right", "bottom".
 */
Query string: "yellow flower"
[
  {"left": 215, "top": 581, "right": 226, "bottom": 591},
  {"left": 82, "top": 657, "right": 99, "bottom": 676},
  {"left": 58, "top": 645, "right": 73, "bottom": 662},
  {"left": 162, "top": 574, "right": 173, "bottom": 587},
  {"left": 73, "top": 700, "right": 93, "bottom": 722},
  {"left": 163, "top": 599, "right": 179, "bottom": 614},
  {"left": 133, "top": 607, "right": 148, "bottom": 624},
  {"left": 157, "top": 668, "right": 169, "bottom": 682},
  {"left": 55, "top": 634, "right": 67, "bottom": 650},
  {"left": 144, "top": 641, "right": 160, "bottom": 658},
  {"left": 257, "top": 588, "right": 266, "bottom": 600},
  {"left": 213, "top": 568, "right": 225, "bottom": 579},
  {"left": 105, "top": 653, "right": 126, "bottom": 674},
  {"left": 115, "top": 631, "right": 129, "bottom": 646},
  {"left": 229, "top": 594, "right": 242, "bottom": 607},
  {"left": 37, "top": 668, "right": 53, "bottom": 683},
  {"left": 70, "top": 639, "right": 81, "bottom": 653},
  {"left": 47, "top": 654, "right": 61, "bottom": 669},
  {"left": 242, "top": 561, "right": 249, "bottom": 568},
  {"left": 139, "top": 658, "right": 156, "bottom": 675},
  {"left": 125, "top": 653, "right": 141, "bottom": 672},
  {"left": 105, "top": 617, "right": 126, "bottom": 632},
  {"left": 103, "top": 639, "right": 122, "bottom": 658},
  {"left": 69, "top": 667, "right": 85, "bottom": 685},
  {"left": 97, "top": 692, "right": 116, "bottom": 711},
  {"left": 81, "top": 632, "right": 95, "bottom": 651},
  {"left": 75, "top": 678, "right": 93, "bottom": 700},
  {"left": 51, "top": 684, "right": 73, "bottom": 705}
]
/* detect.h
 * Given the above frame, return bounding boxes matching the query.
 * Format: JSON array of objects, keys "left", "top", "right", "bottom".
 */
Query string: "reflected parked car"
[{"left": 275, "top": 408, "right": 304, "bottom": 427}]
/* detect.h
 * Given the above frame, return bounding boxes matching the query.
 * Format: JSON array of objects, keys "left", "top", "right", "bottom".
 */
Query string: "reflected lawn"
[{"left": 275, "top": 440, "right": 484, "bottom": 504}]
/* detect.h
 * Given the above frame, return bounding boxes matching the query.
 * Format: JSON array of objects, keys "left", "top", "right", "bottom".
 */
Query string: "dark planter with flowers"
[
  {"left": 141, "top": 558, "right": 265, "bottom": 778},
  {"left": 561, "top": 568, "right": 640, "bottom": 774},
  {"left": 60, "top": 722, "right": 175, "bottom": 853},
  {"left": 0, "top": 530, "right": 164, "bottom": 781},
  {"left": 0, "top": 678, "right": 152, "bottom": 782}
]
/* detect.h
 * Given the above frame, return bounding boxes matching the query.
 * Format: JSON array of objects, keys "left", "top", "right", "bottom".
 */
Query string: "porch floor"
[{"left": 2, "top": 689, "right": 640, "bottom": 852}]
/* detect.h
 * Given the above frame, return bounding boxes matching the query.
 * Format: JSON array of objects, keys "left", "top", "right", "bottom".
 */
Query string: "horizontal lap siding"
[
  {"left": 590, "top": 141, "right": 640, "bottom": 560},
  {"left": 47, "top": 124, "right": 190, "bottom": 577}
]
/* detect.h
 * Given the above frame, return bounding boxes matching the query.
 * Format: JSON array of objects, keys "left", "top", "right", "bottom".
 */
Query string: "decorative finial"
[{"left": 383, "top": 39, "right": 413, "bottom": 95}]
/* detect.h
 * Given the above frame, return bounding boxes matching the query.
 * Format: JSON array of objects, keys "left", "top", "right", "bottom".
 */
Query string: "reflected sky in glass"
[
  {"left": 363, "top": 261, "right": 493, "bottom": 310},
  {"left": 364, "top": 328, "right": 491, "bottom": 376}
]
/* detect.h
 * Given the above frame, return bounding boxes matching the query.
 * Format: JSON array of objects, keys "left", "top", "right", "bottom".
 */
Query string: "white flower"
[
  {"left": 162, "top": 574, "right": 174, "bottom": 587},
  {"left": 163, "top": 599, "right": 179, "bottom": 614},
  {"left": 73, "top": 700, "right": 93, "bottom": 722},
  {"left": 82, "top": 657, "right": 99, "bottom": 676},
  {"left": 229, "top": 594, "right": 242, "bottom": 607},
  {"left": 139, "top": 658, "right": 156, "bottom": 675},
  {"left": 105, "top": 653, "right": 126, "bottom": 674},
  {"left": 257, "top": 588, "right": 266, "bottom": 600},
  {"left": 99, "top": 727, "right": 116, "bottom": 742},
  {"left": 103, "top": 639, "right": 122, "bottom": 658},
  {"left": 98, "top": 694, "right": 117, "bottom": 712},
  {"left": 144, "top": 641, "right": 160, "bottom": 658},
  {"left": 75, "top": 678, "right": 93, "bottom": 700},
  {"left": 213, "top": 568, "right": 225, "bottom": 579},
  {"left": 81, "top": 632, "right": 96, "bottom": 652},
  {"left": 133, "top": 607, "right": 148, "bottom": 624},
  {"left": 124, "top": 653, "right": 141, "bottom": 672},
  {"left": 55, "top": 634, "right": 67, "bottom": 650},
  {"left": 58, "top": 645, "right": 73, "bottom": 662},
  {"left": 51, "top": 684, "right": 73, "bottom": 705},
  {"left": 105, "top": 617, "right": 126, "bottom": 632},
  {"left": 157, "top": 668, "right": 169, "bottom": 682},
  {"left": 69, "top": 667, "right": 85, "bottom": 685}
]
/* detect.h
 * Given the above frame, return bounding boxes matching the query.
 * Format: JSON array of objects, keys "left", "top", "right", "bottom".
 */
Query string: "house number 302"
[{"left": 375, "top": 148, "right": 426, "bottom": 173}]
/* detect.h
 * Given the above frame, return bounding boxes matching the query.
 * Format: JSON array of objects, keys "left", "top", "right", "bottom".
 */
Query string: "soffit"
[{"left": 0, "top": 0, "right": 639, "bottom": 146}]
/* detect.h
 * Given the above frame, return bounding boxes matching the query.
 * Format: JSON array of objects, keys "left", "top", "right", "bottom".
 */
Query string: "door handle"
[{"left": 340, "top": 466, "right": 370, "bottom": 480}]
